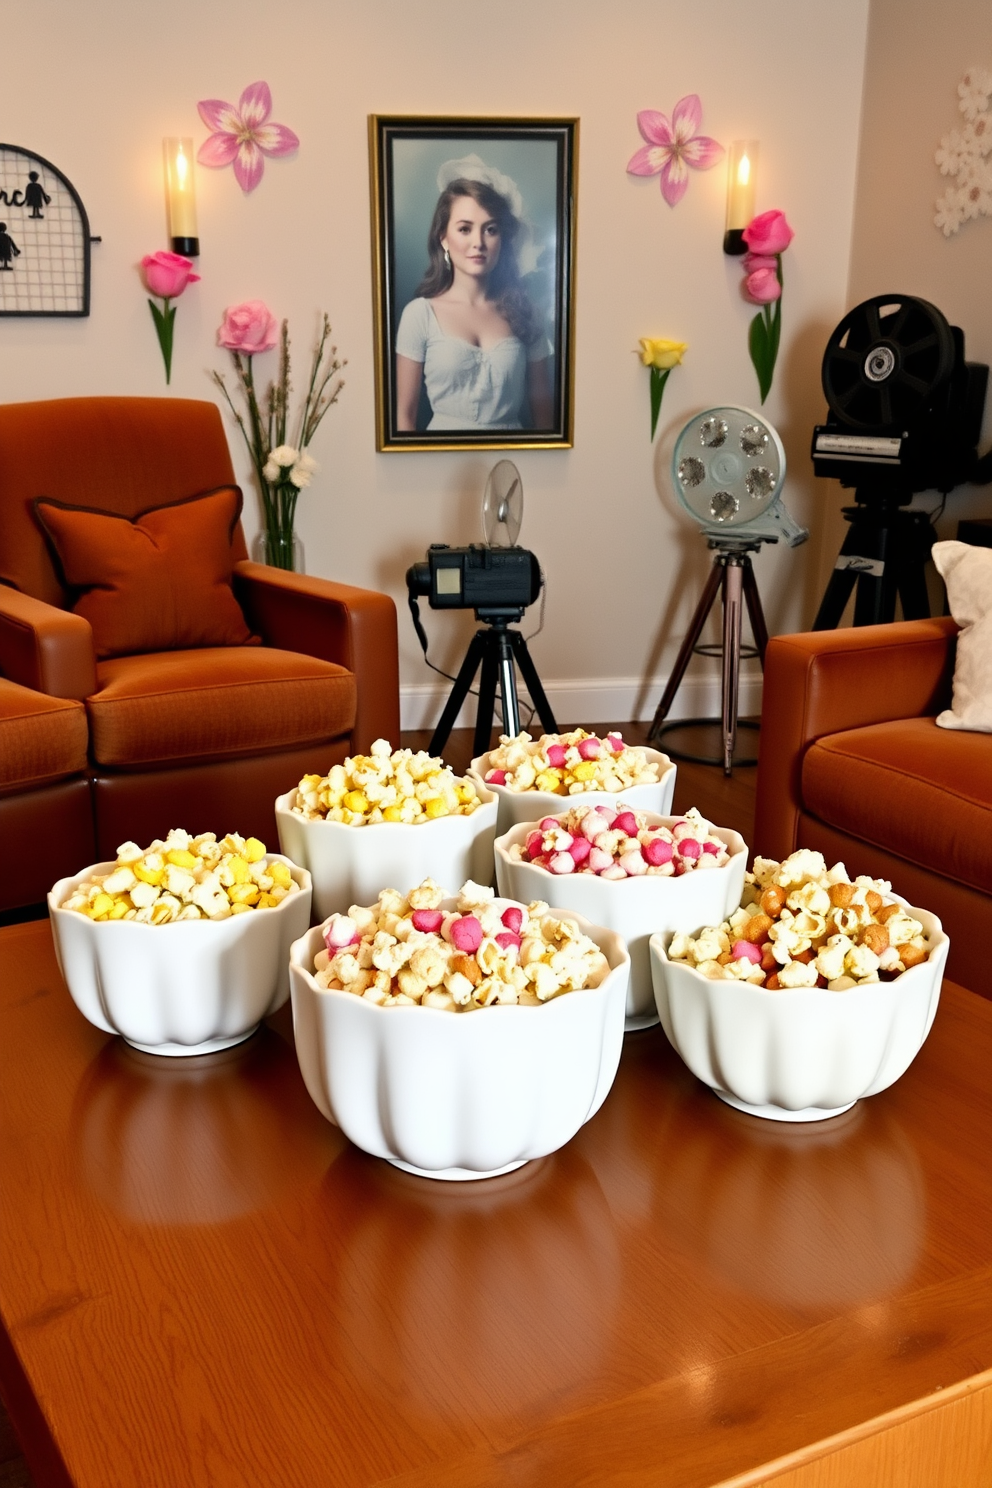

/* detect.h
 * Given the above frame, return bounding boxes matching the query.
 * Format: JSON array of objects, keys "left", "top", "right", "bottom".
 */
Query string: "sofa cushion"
[
  {"left": 87, "top": 648, "right": 357, "bottom": 768},
  {"left": 33, "top": 487, "right": 254, "bottom": 659},
  {"left": 803, "top": 717, "right": 992, "bottom": 894},
  {"left": 0, "top": 678, "right": 88, "bottom": 790}
]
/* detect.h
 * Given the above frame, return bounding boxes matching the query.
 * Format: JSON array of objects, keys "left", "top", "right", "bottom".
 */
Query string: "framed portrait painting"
[{"left": 370, "top": 116, "right": 577, "bottom": 452}]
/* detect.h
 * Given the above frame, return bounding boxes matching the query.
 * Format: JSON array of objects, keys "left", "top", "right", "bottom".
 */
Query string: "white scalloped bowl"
[
  {"left": 49, "top": 856, "right": 312, "bottom": 1056},
  {"left": 288, "top": 898, "right": 630, "bottom": 1180},
  {"left": 275, "top": 785, "right": 498, "bottom": 922},
  {"left": 467, "top": 745, "right": 676, "bottom": 839},
  {"left": 649, "top": 904, "right": 949, "bottom": 1121},
  {"left": 495, "top": 816, "right": 748, "bottom": 1030}
]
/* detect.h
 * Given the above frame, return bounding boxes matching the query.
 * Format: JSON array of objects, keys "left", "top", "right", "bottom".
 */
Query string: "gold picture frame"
[{"left": 370, "top": 115, "right": 578, "bottom": 452}]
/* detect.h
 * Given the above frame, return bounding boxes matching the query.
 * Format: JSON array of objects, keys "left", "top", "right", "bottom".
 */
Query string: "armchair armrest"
[
  {"left": 233, "top": 562, "right": 400, "bottom": 753},
  {"left": 0, "top": 586, "right": 97, "bottom": 699},
  {"left": 753, "top": 617, "right": 958, "bottom": 862}
]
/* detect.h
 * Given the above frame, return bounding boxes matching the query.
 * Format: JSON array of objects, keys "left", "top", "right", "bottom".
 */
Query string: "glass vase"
[{"left": 251, "top": 530, "right": 305, "bottom": 573}]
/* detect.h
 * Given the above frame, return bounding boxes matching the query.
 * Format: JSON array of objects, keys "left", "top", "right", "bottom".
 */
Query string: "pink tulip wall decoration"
[
  {"left": 627, "top": 96, "right": 724, "bottom": 206},
  {"left": 197, "top": 82, "right": 299, "bottom": 193}
]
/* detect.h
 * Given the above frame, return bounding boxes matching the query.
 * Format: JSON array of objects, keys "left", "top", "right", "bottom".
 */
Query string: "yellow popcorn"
[
  {"left": 61, "top": 832, "right": 298, "bottom": 922},
  {"left": 291, "top": 742, "right": 483, "bottom": 827}
]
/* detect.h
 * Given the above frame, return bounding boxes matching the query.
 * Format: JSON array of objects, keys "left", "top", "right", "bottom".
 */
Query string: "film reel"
[
  {"left": 821, "top": 295, "right": 956, "bottom": 432},
  {"left": 672, "top": 406, "right": 786, "bottom": 533}
]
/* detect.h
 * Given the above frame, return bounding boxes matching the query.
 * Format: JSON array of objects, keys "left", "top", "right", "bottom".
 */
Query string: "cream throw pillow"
[{"left": 932, "top": 540, "right": 992, "bottom": 733}]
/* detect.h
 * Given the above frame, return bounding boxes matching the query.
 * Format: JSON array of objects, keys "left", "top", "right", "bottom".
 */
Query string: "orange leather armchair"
[
  {"left": 753, "top": 618, "right": 992, "bottom": 995},
  {"left": 0, "top": 397, "right": 399, "bottom": 863}
]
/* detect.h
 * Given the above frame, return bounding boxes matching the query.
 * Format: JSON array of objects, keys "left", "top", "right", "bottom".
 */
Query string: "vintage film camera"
[{"left": 811, "top": 294, "right": 990, "bottom": 627}]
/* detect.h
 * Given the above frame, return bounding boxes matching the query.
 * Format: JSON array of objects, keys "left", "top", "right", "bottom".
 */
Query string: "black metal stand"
[
  {"left": 647, "top": 544, "right": 769, "bottom": 775},
  {"left": 428, "top": 609, "right": 558, "bottom": 759},
  {"left": 813, "top": 495, "right": 934, "bottom": 630}
]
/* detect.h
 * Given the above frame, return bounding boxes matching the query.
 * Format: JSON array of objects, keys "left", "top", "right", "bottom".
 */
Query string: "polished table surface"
[{"left": 1, "top": 918, "right": 990, "bottom": 1488}]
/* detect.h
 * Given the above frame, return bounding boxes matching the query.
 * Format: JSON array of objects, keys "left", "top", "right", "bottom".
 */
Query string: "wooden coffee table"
[{"left": 1, "top": 918, "right": 990, "bottom": 1487}]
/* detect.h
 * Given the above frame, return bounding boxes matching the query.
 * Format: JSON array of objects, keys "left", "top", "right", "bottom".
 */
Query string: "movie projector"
[
  {"left": 648, "top": 406, "right": 808, "bottom": 774},
  {"left": 406, "top": 461, "right": 557, "bottom": 757},
  {"left": 811, "top": 293, "right": 990, "bottom": 627}
]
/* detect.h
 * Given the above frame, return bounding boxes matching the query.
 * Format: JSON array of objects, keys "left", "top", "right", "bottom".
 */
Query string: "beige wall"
[
  {"left": 840, "top": 0, "right": 992, "bottom": 587},
  {"left": 3, "top": 0, "right": 870, "bottom": 724}
]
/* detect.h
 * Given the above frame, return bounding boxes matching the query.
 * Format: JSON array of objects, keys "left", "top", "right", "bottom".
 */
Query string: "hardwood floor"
[{"left": 0, "top": 724, "right": 755, "bottom": 1486}]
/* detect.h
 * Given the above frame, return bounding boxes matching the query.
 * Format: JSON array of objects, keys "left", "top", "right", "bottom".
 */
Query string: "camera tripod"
[
  {"left": 813, "top": 492, "right": 934, "bottom": 629},
  {"left": 429, "top": 608, "right": 558, "bottom": 759},
  {"left": 647, "top": 539, "right": 769, "bottom": 775}
]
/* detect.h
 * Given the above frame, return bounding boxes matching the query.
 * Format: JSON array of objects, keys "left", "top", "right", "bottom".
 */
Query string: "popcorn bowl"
[
  {"left": 288, "top": 898, "right": 630, "bottom": 1180},
  {"left": 649, "top": 904, "right": 948, "bottom": 1121},
  {"left": 495, "top": 816, "right": 748, "bottom": 1030},
  {"left": 468, "top": 745, "right": 676, "bottom": 838},
  {"left": 49, "top": 856, "right": 312, "bottom": 1056},
  {"left": 275, "top": 785, "right": 498, "bottom": 922}
]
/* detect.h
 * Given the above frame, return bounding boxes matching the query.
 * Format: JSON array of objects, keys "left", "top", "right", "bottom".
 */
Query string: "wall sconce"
[
  {"left": 723, "top": 140, "right": 758, "bottom": 255},
  {"left": 163, "top": 138, "right": 199, "bottom": 257}
]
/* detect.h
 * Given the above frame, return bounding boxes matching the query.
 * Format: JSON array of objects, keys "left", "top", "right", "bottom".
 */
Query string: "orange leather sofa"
[
  {"left": 0, "top": 397, "right": 399, "bottom": 872},
  {"left": 0, "top": 676, "right": 95, "bottom": 910},
  {"left": 754, "top": 617, "right": 992, "bottom": 996}
]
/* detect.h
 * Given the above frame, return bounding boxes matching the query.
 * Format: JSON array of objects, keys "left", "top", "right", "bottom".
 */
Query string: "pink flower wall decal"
[
  {"left": 627, "top": 95, "right": 724, "bottom": 206},
  {"left": 197, "top": 81, "right": 299, "bottom": 193}
]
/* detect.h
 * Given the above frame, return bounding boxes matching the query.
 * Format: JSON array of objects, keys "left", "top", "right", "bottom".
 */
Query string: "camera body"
[{"left": 406, "top": 544, "right": 541, "bottom": 615}]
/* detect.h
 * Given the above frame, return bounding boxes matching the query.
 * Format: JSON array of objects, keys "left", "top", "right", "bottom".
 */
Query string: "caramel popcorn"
[
  {"left": 312, "top": 878, "right": 611, "bottom": 1010},
  {"left": 668, "top": 849, "right": 932, "bottom": 991},
  {"left": 60, "top": 830, "right": 299, "bottom": 923},
  {"left": 483, "top": 730, "right": 662, "bottom": 795},
  {"left": 293, "top": 738, "right": 482, "bottom": 825}
]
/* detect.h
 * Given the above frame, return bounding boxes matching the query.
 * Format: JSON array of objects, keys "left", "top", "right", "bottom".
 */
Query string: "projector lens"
[
  {"left": 746, "top": 467, "right": 775, "bottom": 499},
  {"left": 678, "top": 456, "right": 706, "bottom": 487},
  {"left": 740, "top": 424, "right": 768, "bottom": 456},
  {"left": 700, "top": 418, "right": 728, "bottom": 448},
  {"left": 710, "top": 491, "right": 738, "bottom": 521}
]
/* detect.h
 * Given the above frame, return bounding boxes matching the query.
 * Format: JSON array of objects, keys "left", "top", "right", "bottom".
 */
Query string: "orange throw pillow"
[{"left": 34, "top": 487, "right": 254, "bottom": 659}]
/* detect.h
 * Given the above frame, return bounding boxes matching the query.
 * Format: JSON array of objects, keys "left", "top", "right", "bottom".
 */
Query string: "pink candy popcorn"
[
  {"left": 450, "top": 915, "right": 483, "bottom": 953},
  {"left": 577, "top": 738, "right": 601, "bottom": 760},
  {"left": 500, "top": 906, "right": 523, "bottom": 934},
  {"left": 546, "top": 744, "right": 567, "bottom": 767},
  {"left": 642, "top": 837, "right": 673, "bottom": 867},
  {"left": 515, "top": 804, "right": 729, "bottom": 881},
  {"left": 731, "top": 940, "right": 762, "bottom": 965},
  {"left": 485, "top": 768, "right": 508, "bottom": 786},
  {"left": 411, "top": 908, "right": 444, "bottom": 933}
]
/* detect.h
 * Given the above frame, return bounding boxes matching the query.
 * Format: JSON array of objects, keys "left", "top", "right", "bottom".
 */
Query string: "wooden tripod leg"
[{"left": 648, "top": 557, "right": 724, "bottom": 742}]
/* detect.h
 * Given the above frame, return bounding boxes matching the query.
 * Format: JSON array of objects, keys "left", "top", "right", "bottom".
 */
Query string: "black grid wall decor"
[{"left": 0, "top": 144, "right": 94, "bottom": 316}]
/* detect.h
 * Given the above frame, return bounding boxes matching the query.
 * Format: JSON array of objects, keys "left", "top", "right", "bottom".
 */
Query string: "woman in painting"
[{"left": 395, "top": 163, "right": 553, "bottom": 433}]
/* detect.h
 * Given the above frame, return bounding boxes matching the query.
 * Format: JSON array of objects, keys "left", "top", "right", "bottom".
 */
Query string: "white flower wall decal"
[{"left": 934, "top": 66, "right": 992, "bottom": 236}]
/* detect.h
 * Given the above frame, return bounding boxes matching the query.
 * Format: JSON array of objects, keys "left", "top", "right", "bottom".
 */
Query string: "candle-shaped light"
[
  {"left": 163, "top": 138, "right": 199, "bottom": 257},
  {"left": 724, "top": 141, "right": 758, "bottom": 255}
]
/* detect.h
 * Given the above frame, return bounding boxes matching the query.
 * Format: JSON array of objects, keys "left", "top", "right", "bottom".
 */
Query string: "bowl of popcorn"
[
  {"left": 495, "top": 806, "right": 747, "bottom": 1030},
  {"left": 49, "top": 830, "right": 312, "bottom": 1056},
  {"left": 276, "top": 739, "right": 497, "bottom": 922},
  {"left": 288, "top": 878, "right": 630, "bottom": 1180},
  {"left": 468, "top": 730, "right": 676, "bottom": 838},
  {"left": 649, "top": 849, "right": 949, "bottom": 1122}
]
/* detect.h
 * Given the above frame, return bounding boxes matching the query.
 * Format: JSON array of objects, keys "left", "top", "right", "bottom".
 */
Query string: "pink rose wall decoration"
[
  {"left": 197, "top": 82, "right": 299, "bottom": 193},
  {"left": 627, "top": 96, "right": 724, "bottom": 206}
]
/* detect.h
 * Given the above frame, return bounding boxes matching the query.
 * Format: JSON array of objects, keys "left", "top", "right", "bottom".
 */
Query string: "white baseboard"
[{"left": 400, "top": 671, "right": 764, "bottom": 732}]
